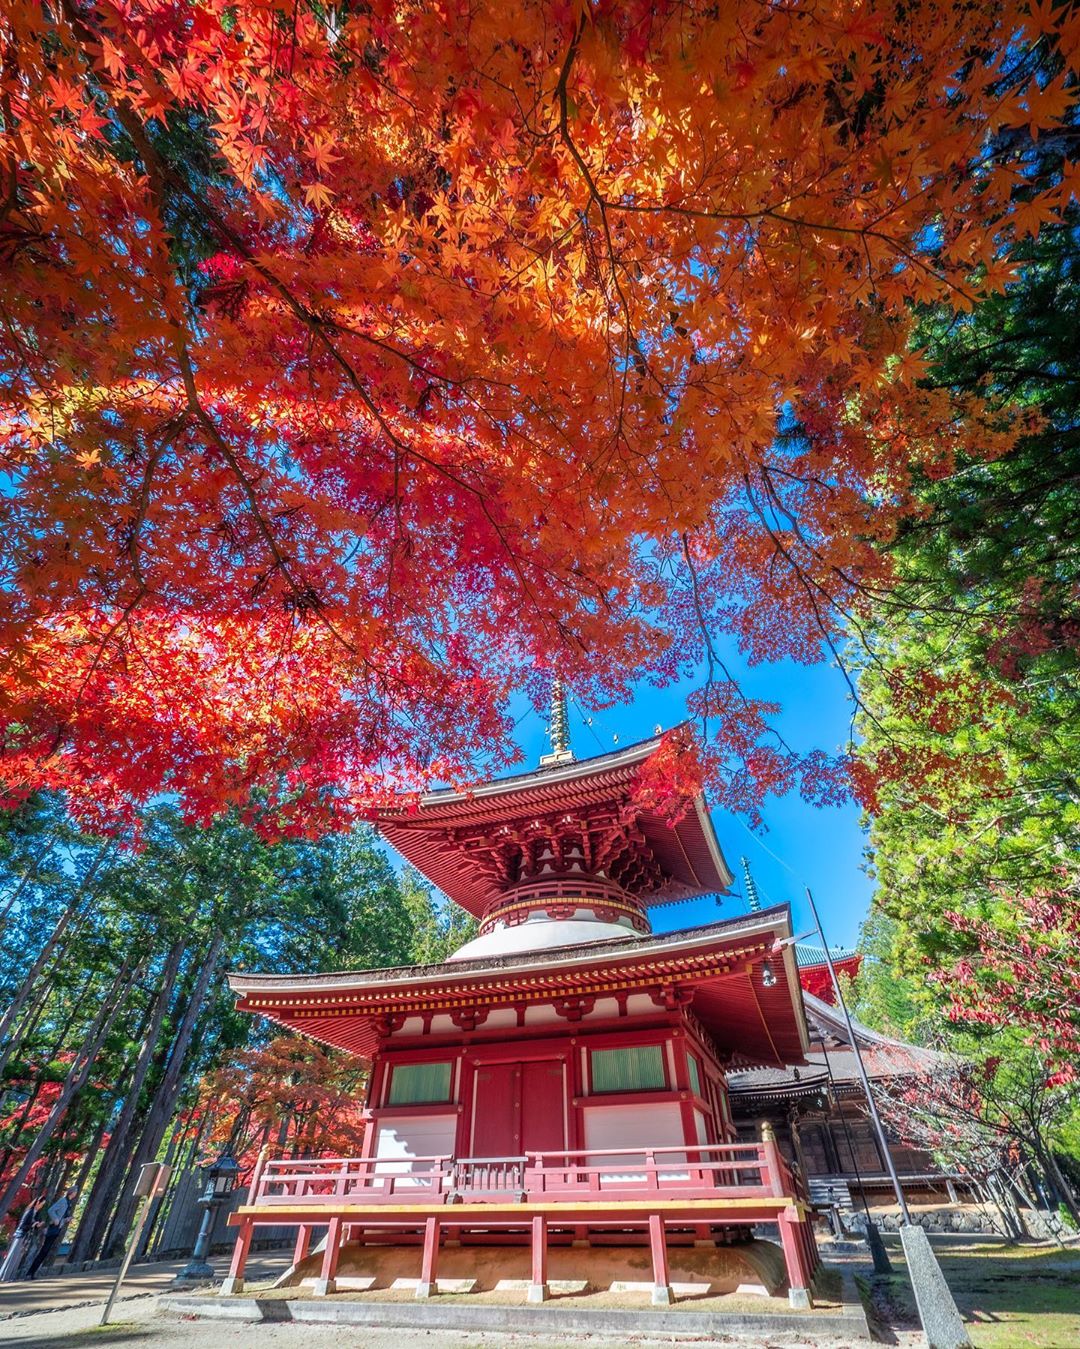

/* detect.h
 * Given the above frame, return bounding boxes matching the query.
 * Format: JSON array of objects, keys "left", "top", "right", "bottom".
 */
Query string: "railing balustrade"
[
  {"left": 252, "top": 1141, "right": 793, "bottom": 1207},
  {"left": 452, "top": 1155, "right": 527, "bottom": 1196}
]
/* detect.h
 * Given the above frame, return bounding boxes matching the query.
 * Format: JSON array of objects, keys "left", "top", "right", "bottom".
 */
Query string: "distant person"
[
  {"left": 26, "top": 1186, "right": 77, "bottom": 1280},
  {"left": 0, "top": 1197, "right": 46, "bottom": 1282}
]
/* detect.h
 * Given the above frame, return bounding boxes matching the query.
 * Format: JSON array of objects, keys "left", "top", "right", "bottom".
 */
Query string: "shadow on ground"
[
  {"left": 1, "top": 1326, "right": 155, "bottom": 1349},
  {"left": 875, "top": 1238, "right": 1080, "bottom": 1349}
]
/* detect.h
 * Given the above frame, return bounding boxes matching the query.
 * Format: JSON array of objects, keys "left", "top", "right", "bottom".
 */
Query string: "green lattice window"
[
  {"left": 590, "top": 1044, "right": 666, "bottom": 1093},
  {"left": 686, "top": 1052, "right": 702, "bottom": 1096},
  {"left": 387, "top": 1061, "right": 453, "bottom": 1105}
]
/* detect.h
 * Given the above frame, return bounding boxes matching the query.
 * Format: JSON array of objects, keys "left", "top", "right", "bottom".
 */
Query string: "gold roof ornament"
[{"left": 539, "top": 673, "right": 574, "bottom": 767}]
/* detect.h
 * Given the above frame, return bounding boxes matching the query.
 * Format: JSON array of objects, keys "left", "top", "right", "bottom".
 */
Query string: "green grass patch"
[{"left": 882, "top": 1240, "right": 1080, "bottom": 1349}]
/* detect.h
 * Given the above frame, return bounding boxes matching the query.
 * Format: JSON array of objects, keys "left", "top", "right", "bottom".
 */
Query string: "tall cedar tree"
[
  {"left": 855, "top": 115, "right": 1080, "bottom": 1097},
  {"left": 0, "top": 798, "right": 469, "bottom": 1255}
]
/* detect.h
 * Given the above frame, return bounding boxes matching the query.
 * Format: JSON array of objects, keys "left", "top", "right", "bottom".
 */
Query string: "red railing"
[{"left": 253, "top": 1142, "right": 798, "bottom": 1208}]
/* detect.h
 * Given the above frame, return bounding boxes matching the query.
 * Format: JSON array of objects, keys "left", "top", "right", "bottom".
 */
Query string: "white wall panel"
[
  {"left": 373, "top": 1113, "right": 457, "bottom": 1186},
  {"left": 582, "top": 1102, "right": 687, "bottom": 1182}
]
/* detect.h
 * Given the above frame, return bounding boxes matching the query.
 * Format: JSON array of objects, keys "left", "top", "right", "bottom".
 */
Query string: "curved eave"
[
  {"left": 377, "top": 733, "right": 733, "bottom": 918},
  {"left": 408, "top": 736, "right": 665, "bottom": 809},
  {"left": 230, "top": 905, "right": 807, "bottom": 1068}
]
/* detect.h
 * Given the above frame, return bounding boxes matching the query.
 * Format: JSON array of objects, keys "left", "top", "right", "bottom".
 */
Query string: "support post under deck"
[
  {"left": 648, "top": 1212, "right": 672, "bottom": 1306},
  {"left": 313, "top": 1215, "right": 342, "bottom": 1296},
  {"left": 219, "top": 1219, "right": 252, "bottom": 1296},
  {"left": 528, "top": 1214, "right": 548, "bottom": 1303},
  {"left": 778, "top": 1206, "right": 813, "bottom": 1309},
  {"left": 417, "top": 1216, "right": 440, "bottom": 1298},
  {"left": 292, "top": 1223, "right": 311, "bottom": 1271}
]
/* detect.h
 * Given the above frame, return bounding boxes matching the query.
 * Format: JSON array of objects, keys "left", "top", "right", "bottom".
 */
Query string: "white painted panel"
[
  {"left": 582, "top": 1102, "right": 687, "bottom": 1183},
  {"left": 625, "top": 993, "right": 658, "bottom": 1017},
  {"left": 373, "top": 1114, "right": 456, "bottom": 1187},
  {"left": 483, "top": 1008, "right": 519, "bottom": 1029}
]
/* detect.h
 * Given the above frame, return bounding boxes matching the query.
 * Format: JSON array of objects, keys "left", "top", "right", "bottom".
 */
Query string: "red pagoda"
[{"left": 222, "top": 705, "right": 822, "bottom": 1309}]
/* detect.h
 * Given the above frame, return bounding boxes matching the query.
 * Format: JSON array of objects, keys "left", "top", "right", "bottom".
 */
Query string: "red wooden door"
[
  {"left": 471, "top": 1062, "right": 521, "bottom": 1155},
  {"left": 522, "top": 1060, "right": 565, "bottom": 1156},
  {"left": 470, "top": 1060, "right": 566, "bottom": 1157}
]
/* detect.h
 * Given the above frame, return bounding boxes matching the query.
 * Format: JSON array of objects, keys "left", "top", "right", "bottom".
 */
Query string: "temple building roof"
[
  {"left": 794, "top": 943, "right": 863, "bottom": 1004},
  {"left": 795, "top": 942, "right": 859, "bottom": 968},
  {"left": 229, "top": 905, "right": 810, "bottom": 1069},
  {"left": 376, "top": 733, "right": 734, "bottom": 920},
  {"left": 727, "top": 991, "right": 938, "bottom": 1102}
]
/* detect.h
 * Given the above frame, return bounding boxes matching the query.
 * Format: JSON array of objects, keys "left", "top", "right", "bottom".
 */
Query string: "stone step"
[{"left": 808, "top": 1178, "right": 856, "bottom": 1214}]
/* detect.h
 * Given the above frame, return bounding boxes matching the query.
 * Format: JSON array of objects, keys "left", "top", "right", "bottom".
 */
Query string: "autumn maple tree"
[
  {"left": 1, "top": 0, "right": 1077, "bottom": 828},
  {"left": 195, "top": 1036, "right": 368, "bottom": 1171}
]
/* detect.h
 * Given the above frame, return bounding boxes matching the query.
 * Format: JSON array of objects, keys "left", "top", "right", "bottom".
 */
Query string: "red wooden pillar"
[
  {"left": 672, "top": 1030, "right": 698, "bottom": 1164},
  {"left": 417, "top": 1216, "right": 440, "bottom": 1298},
  {"left": 457, "top": 1056, "right": 476, "bottom": 1158},
  {"left": 648, "top": 1213, "right": 672, "bottom": 1306},
  {"left": 313, "top": 1215, "right": 342, "bottom": 1297},
  {"left": 778, "top": 1206, "right": 813, "bottom": 1309},
  {"left": 292, "top": 1223, "right": 312, "bottom": 1270},
  {"left": 220, "top": 1219, "right": 253, "bottom": 1295},
  {"left": 761, "top": 1120, "right": 785, "bottom": 1196},
  {"left": 528, "top": 1214, "right": 548, "bottom": 1303}
]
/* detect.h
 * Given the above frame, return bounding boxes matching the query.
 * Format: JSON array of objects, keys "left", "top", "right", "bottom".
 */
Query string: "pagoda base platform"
[
  {"left": 161, "top": 1265, "right": 870, "bottom": 1341},
  {"left": 281, "top": 1235, "right": 788, "bottom": 1299}
]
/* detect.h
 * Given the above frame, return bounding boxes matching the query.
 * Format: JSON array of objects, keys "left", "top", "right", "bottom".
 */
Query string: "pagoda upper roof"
[
  {"left": 229, "top": 904, "right": 808, "bottom": 1069},
  {"left": 376, "top": 732, "right": 734, "bottom": 918}
]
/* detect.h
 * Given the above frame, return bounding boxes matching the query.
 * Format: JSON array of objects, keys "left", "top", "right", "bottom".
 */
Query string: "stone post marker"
[{"left": 900, "top": 1224, "right": 972, "bottom": 1349}]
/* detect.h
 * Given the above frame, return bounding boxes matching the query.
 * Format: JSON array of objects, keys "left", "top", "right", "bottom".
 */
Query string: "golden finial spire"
[{"left": 539, "top": 674, "right": 574, "bottom": 767}]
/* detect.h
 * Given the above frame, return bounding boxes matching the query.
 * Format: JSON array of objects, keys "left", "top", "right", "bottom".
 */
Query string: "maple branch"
[
  {"left": 679, "top": 531, "right": 794, "bottom": 757},
  {"left": 54, "top": 0, "right": 371, "bottom": 658},
  {"left": 553, "top": 21, "right": 657, "bottom": 429},
  {"left": 125, "top": 412, "right": 189, "bottom": 594},
  {"left": 740, "top": 472, "right": 886, "bottom": 741}
]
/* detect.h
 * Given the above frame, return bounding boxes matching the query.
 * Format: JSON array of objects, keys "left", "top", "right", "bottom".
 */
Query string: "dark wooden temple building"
[
  {"left": 728, "top": 987, "right": 961, "bottom": 1212},
  {"left": 731, "top": 856, "right": 962, "bottom": 1210}
]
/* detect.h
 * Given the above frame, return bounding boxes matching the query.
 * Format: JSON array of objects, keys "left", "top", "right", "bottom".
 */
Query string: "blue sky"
[{"left": 382, "top": 646, "right": 874, "bottom": 953}]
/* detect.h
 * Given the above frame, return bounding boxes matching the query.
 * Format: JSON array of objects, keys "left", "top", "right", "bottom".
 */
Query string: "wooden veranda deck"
[{"left": 222, "top": 1137, "right": 821, "bottom": 1307}]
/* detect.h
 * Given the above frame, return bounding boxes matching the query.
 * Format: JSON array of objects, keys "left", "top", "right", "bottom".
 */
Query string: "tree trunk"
[
  {"left": 68, "top": 1113, "right": 110, "bottom": 1238},
  {"left": 68, "top": 938, "right": 186, "bottom": 1264},
  {"left": 984, "top": 1171, "right": 1021, "bottom": 1241},
  {"left": 0, "top": 841, "right": 110, "bottom": 1074},
  {"left": 134, "top": 1008, "right": 222, "bottom": 1263},
  {"left": 1040, "top": 1142, "right": 1080, "bottom": 1225},
  {"left": 1030, "top": 1132, "right": 1080, "bottom": 1223},
  {"left": 0, "top": 1075, "right": 46, "bottom": 1180},
  {"left": 0, "top": 954, "right": 137, "bottom": 1226},
  {"left": 141, "top": 1103, "right": 201, "bottom": 1259},
  {"left": 102, "top": 931, "right": 225, "bottom": 1259},
  {"left": 0, "top": 963, "right": 101, "bottom": 1177},
  {"left": 0, "top": 837, "right": 55, "bottom": 930}
]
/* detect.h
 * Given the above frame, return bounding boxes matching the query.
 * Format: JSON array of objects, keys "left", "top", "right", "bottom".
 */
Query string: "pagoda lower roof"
[
  {"left": 727, "top": 992, "right": 939, "bottom": 1099},
  {"left": 230, "top": 905, "right": 808, "bottom": 1069},
  {"left": 376, "top": 734, "right": 734, "bottom": 919}
]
